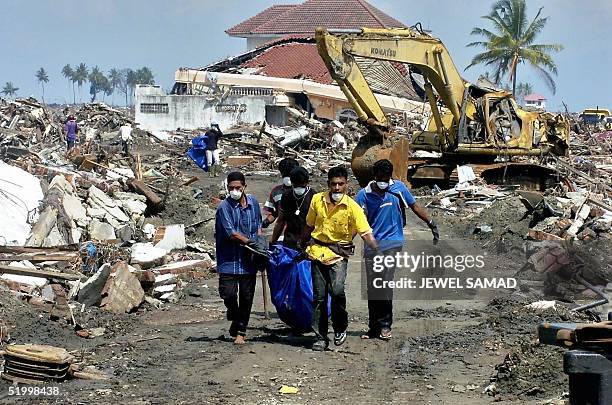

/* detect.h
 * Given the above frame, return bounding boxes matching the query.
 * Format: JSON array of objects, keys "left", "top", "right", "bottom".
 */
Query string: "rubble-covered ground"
[{"left": 0, "top": 97, "right": 611, "bottom": 404}]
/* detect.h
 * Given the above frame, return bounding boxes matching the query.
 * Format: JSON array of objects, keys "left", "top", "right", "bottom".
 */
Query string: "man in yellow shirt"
[{"left": 300, "top": 166, "right": 381, "bottom": 351}]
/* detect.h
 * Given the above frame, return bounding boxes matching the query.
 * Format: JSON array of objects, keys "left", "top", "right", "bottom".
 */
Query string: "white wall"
[
  {"left": 246, "top": 36, "right": 280, "bottom": 50},
  {"left": 135, "top": 85, "right": 273, "bottom": 131}
]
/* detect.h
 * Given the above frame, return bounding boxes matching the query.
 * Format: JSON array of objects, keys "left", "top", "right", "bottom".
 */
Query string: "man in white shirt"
[{"left": 119, "top": 122, "right": 133, "bottom": 156}]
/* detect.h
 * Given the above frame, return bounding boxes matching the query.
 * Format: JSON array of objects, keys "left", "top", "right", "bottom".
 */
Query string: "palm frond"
[{"left": 529, "top": 62, "right": 557, "bottom": 94}]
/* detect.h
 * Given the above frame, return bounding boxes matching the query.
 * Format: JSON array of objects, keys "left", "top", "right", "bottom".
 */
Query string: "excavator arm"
[{"left": 316, "top": 27, "right": 466, "bottom": 135}]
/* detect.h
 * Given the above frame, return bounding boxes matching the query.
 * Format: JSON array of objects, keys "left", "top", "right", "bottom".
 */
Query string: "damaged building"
[{"left": 135, "top": 0, "right": 428, "bottom": 131}]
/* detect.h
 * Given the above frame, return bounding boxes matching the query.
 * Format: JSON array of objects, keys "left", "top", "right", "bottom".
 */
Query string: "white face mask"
[
  {"left": 293, "top": 186, "right": 307, "bottom": 196},
  {"left": 376, "top": 181, "right": 389, "bottom": 190},
  {"left": 331, "top": 192, "right": 344, "bottom": 202},
  {"left": 229, "top": 189, "right": 242, "bottom": 200},
  {"left": 282, "top": 177, "right": 292, "bottom": 187}
]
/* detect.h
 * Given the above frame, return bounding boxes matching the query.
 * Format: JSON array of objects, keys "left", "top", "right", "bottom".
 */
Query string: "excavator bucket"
[{"left": 351, "top": 134, "right": 411, "bottom": 187}]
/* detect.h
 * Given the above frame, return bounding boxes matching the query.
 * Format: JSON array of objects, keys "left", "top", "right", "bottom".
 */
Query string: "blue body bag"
[
  {"left": 267, "top": 245, "right": 321, "bottom": 333},
  {"left": 186, "top": 134, "right": 209, "bottom": 171}
]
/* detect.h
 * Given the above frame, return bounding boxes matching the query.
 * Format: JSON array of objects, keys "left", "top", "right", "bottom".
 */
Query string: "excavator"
[{"left": 315, "top": 26, "right": 571, "bottom": 190}]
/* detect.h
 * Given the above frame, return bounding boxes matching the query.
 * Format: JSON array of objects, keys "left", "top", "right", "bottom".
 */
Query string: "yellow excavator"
[{"left": 316, "top": 27, "right": 570, "bottom": 190}]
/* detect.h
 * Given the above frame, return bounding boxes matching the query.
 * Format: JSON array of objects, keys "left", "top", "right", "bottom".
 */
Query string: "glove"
[
  {"left": 428, "top": 219, "right": 440, "bottom": 242},
  {"left": 261, "top": 217, "right": 272, "bottom": 229}
]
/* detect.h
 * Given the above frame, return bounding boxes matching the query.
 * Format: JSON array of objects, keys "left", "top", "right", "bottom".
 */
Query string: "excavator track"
[{"left": 407, "top": 160, "right": 574, "bottom": 192}]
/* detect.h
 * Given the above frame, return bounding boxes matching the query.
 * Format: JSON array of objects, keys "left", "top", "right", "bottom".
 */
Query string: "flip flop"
[{"left": 379, "top": 329, "right": 392, "bottom": 340}]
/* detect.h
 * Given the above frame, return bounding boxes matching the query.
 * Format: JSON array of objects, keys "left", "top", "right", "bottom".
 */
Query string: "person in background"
[
  {"left": 355, "top": 159, "right": 439, "bottom": 340},
  {"left": 215, "top": 171, "right": 262, "bottom": 345},
  {"left": 205, "top": 122, "right": 223, "bottom": 177},
  {"left": 299, "top": 166, "right": 381, "bottom": 351},
  {"left": 64, "top": 115, "right": 78, "bottom": 150},
  {"left": 270, "top": 166, "right": 315, "bottom": 249},
  {"left": 118, "top": 122, "right": 133, "bottom": 156},
  {"left": 262, "top": 158, "right": 299, "bottom": 231}
]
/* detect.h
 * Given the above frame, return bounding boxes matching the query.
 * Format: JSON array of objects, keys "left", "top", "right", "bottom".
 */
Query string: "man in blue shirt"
[
  {"left": 215, "top": 171, "right": 263, "bottom": 345},
  {"left": 355, "top": 159, "right": 439, "bottom": 340}
]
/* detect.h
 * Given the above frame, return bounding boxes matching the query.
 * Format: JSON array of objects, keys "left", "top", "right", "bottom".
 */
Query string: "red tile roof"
[
  {"left": 226, "top": 0, "right": 406, "bottom": 37},
  {"left": 524, "top": 93, "right": 547, "bottom": 101},
  {"left": 226, "top": 5, "right": 296, "bottom": 36},
  {"left": 240, "top": 41, "right": 333, "bottom": 84}
]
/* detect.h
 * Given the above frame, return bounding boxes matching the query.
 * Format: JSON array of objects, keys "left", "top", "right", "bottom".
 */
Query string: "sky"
[{"left": 0, "top": 0, "right": 610, "bottom": 112}]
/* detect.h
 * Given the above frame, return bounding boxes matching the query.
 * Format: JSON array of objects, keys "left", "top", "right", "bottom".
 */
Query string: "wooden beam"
[{"left": 0, "top": 265, "right": 81, "bottom": 281}]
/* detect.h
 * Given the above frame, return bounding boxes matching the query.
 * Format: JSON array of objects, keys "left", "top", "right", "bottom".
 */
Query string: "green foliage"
[
  {"left": 466, "top": 0, "right": 563, "bottom": 94},
  {"left": 2, "top": 82, "right": 19, "bottom": 97}
]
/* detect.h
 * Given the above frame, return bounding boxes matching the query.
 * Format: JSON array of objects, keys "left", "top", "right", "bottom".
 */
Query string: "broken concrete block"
[
  {"left": 154, "top": 284, "right": 177, "bottom": 294},
  {"left": 43, "top": 225, "right": 68, "bottom": 247},
  {"left": 144, "top": 295, "right": 163, "bottom": 309},
  {"left": 154, "top": 224, "right": 186, "bottom": 252},
  {"left": 100, "top": 262, "right": 145, "bottom": 314},
  {"left": 154, "top": 273, "right": 177, "bottom": 286},
  {"left": 88, "top": 219, "right": 116, "bottom": 241},
  {"left": 151, "top": 258, "right": 214, "bottom": 275},
  {"left": 577, "top": 204, "right": 591, "bottom": 220},
  {"left": 77, "top": 264, "right": 111, "bottom": 307},
  {"left": 116, "top": 225, "right": 134, "bottom": 242},
  {"left": 25, "top": 206, "right": 58, "bottom": 247},
  {"left": 87, "top": 186, "right": 130, "bottom": 223},
  {"left": 62, "top": 193, "right": 87, "bottom": 227},
  {"left": 130, "top": 243, "right": 167, "bottom": 267}
]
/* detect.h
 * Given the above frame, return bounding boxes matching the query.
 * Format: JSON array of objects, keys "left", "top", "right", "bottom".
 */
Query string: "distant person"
[
  {"left": 118, "top": 122, "right": 133, "bottom": 156},
  {"left": 215, "top": 171, "right": 263, "bottom": 345},
  {"left": 64, "top": 115, "right": 78, "bottom": 150},
  {"left": 270, "top": 166, "right": 315, "bottom": 249},
  {"left": 262, "top": 158, "right": 299, "bottom": 231},
  {"left": 205, "top": 122, "right": 223, "bottom": 177}
]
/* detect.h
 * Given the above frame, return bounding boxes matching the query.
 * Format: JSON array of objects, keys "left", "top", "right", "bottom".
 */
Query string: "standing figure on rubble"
[
  {"left": 270, "top": 166, "right": 315, "bottom": 249},
  {"left": 299, "top": 166, "right": 382, "bottom": 351},
  {"left": 118, "top": 122, "right": 133, "bottom": 157},
  {"left": 215, "top": 171, "right": 263, "bottom": 345},
  {"left": 64, "top": 115, "right": 78, "bottom": 150},
  {"left": 205, "top": 122, "right": 223, "bottom": 177},
  {"left": 355, "top": 159, "right": 439, "bottom": 341},
  {"left": 262, "top": 158, "right": 299, "bottom": 232}
]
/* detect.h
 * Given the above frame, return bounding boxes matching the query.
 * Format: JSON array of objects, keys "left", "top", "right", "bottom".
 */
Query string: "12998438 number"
[{"left": 8, "top": 386, "right": 60, "bottom": 396}]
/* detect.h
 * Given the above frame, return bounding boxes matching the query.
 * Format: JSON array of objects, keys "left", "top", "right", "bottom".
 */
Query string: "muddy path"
[{"left": 0, "top": 173, "right": 590, "bottom": 404}]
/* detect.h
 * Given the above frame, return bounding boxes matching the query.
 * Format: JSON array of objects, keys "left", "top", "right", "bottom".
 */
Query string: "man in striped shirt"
[{"left": 215, "top": 171, "right": 263, "bottom": 344}]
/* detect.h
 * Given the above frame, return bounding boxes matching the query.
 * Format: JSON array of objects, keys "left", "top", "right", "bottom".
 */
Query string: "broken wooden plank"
[
  {"left": 0, "top": 265, "right": 81, "bottom": 281},
  {"left": 0, "top": 253, "right": 78, "bottom": 262},
  {"left": 129, "top": 179, "right": 163, "bottom": 206}
]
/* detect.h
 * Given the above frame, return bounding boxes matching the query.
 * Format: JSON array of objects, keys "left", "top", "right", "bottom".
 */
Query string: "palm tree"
[
  {"left": 108, "top": 68, "right": 122, "bottom": 105},
  {"left": 135, "top": 67, "right": 155, "bottom": 85},
  {"left": 515, "top": 82, "right": 533, "bottom": 103},
  {"left": 35, "top": 68, "right": 49, "bottom": 103},
  {"left": 88, "top": 66, "right": 107, "bottom": 102},
  {"left": 2, "top": 82, "right": 19, "bottom": 98},
  {"left": 73, "top": 63, "right": 88, "bottom": 103},
  {"left": 61, "top": 64, "right": 75, "bottom": 104},
  {"left": 466, "top": 0, "right": 563, "bottom": 94}
]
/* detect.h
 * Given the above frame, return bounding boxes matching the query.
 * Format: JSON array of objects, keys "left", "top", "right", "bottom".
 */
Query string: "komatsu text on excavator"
[{"left": 316, "top": 26, "right": 570, "bottom": 190}]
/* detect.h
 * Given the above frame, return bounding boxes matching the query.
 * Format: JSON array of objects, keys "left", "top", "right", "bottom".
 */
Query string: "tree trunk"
[
  {"left": 72, "top": 82, "right": 76, "bottom": 104},
  {"left": 41, "top": 83, "right": 45, "bottom": 104},
  {"left": 511, "top": 53, "right": 519, "bottom": 95}
]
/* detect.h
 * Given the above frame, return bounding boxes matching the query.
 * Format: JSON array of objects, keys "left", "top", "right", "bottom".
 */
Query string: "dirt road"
[{"left": 0, "top": 173, "right": 582, "bottom": 404}]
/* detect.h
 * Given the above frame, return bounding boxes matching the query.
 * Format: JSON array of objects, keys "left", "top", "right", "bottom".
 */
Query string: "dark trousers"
[
  {"left": 364, "top": 247, "right": 401, "bottom": 333},
  {"left": 66, "top": 139, "right": 75, "bottom": 150},
  {"left": 311, "top": 259, "right": 348, "bottom": 342},
  {"left": 121, "top": 140, "right": 130, "bottom": 156},
  {"left": 218, "top": 273, "right": 257, "bottom": 337}
]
